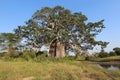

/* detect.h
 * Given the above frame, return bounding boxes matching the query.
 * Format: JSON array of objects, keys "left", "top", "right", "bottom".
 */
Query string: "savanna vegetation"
[
  {"left": 0, "top": 6, "right": 120, "bottom": 80},
  {"left": 0, "top": 6, "right": 109, "bottom": 58},
  {"left": 0, "top": 58, "right": 120, "bottom": 80}
]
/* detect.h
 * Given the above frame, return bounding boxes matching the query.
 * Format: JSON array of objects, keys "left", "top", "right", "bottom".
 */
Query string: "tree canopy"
[
  {"left": 0, "top": 33, "right": 20, "bottom": 53},
  {"left": 113, "top": 47, "right": 120, "bottom": 55},
  {"left": 14, "top": 6, "right": 108, "bottom": 56}
]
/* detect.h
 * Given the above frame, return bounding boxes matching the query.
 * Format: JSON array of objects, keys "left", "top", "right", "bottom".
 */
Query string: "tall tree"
[{"left": 14, "top": 6, "right": 109, "bottom": 57}]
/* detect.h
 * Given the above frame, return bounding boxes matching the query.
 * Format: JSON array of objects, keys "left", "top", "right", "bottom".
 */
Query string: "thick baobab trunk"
[{"left": 49, "top": 38, "right": 66, "bottom": 58}]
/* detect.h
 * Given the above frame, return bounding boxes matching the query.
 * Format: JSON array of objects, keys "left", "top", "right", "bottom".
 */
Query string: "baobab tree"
[{"left": 14, "top": 6, "right": 108, "bottom": 58}]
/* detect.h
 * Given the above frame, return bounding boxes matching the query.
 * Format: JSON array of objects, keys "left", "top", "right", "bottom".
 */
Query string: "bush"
[
  {"left": 0, "top": 52, "right": 6, "bottom": 57},
  {"left": 33, "top": 51, "right": 48, "bottom": 62},
  {"left": 8, "top": 52, "right": 20, "bottom": 58},
  {"left": 85, "top": 56, "right": 90, "bottom": 60},
  {"left": 109, "top": 51, "right": 117, "bottom": 56},
  {"left": 36, "top": 51, "right": 48, "bottom": 57},
  {"left": 22, "top": 50, "right": 36, "bottom": 61},
  {"left": 98, "top": 52, "right": 109, "bottom": 58},
  {"left": 113, "top": 47, "right": 120, "bottom": 55}
]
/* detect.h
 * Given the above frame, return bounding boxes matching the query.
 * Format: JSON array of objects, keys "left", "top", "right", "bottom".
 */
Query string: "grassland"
[
  {"left": 98, "top": 56, "right": 120, "bottom": 61},
  {"left": 0, "top": 58, "right": 120, "bottom": 80}
]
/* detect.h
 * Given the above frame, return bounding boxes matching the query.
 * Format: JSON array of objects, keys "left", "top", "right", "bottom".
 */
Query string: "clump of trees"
[
  {"left": 113, "top": 47, "right": 120, "bottom": 55},
  {"left": 98, "top": 51, "right": 108, "bottom": 58},
  {"left": 0, "top": 6, "right": 109, "bottom": 59},
  {"left": 92, "top": 47, "right": 120, "bottom": 58}
]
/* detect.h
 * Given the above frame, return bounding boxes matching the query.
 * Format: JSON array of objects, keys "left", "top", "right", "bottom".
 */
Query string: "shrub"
[
  {"left": 0, "top": 52, "right": 6, "bottom": 57},
  {"left": 113, "top": 47, "right": 120, "bottom": 55},
  {"left": 36, "top": 51, "right": 48, "bottom": 57},
  {"left": 85, "top": 56, "right": 90, "bottom": 60},
  {"left": 109, "top": 51, "right": 117, "bottom": 56},
  {"left": 22, "top": 50, "right": 36, "bottom": 61},
  {"left": 98, "top": 52, "right": 109, "bottom": 58},
  {"left": 34, "top": 51, "right": 48, "bottom": 62},
  {"left": 8, "top": 52, "right": 20, "bottom": 58}
]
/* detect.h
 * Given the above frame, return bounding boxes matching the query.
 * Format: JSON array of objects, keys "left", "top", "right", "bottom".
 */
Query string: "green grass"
[
  {"left": 93, "top": 56, "right": 120, "bottom": 62},
  {"left": 0, "top": 59, "right": 120, "bottom": 80}
]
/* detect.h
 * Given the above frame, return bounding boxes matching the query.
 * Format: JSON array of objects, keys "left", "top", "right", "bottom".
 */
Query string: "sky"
[{"left": 0, "top": 0, "right": 120, "bottom": 52}]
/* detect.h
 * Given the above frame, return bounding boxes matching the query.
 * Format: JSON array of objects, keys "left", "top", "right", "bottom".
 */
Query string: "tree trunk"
[{"left": 49, "top": 38, "right": 66, "bottom": 58}]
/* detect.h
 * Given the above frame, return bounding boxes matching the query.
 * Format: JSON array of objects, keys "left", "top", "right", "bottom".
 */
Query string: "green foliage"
[
  {"left": 0, "top": 33, "right": 20, "bottom": 48},
  {"left": 97, "top": 47, "right": 120, "bottom": 58},
  {"left": 85, "top": 56, "right": 90, "bottom": 60},
  {"left": 0, "top": 33, "right": 21, "bottom": 57},
  {"left": 22, "top": 50, "right": 36, "bottom": 61},
  {"left": 0, "top": 52, "right": 6, "bottom": 57},
  {"left": 36, "top": 51, "right": 48, "bottom": 57},
  {"left": 34, "top": 51, "right": 48, "bottom": 62},
  {"left": 98, "top": 51, "right": 109, "bottom": 58},
  {"left": 14, "top": 6, "right": 108, "bottom": 57},
  {"left": 109, "top": 51, "right": 117, "bottom": 56},
  {"left": 8, "top": 52, "right": 20, "bottom": 58},
  {"left": 113, "top": 47, "right": 120, "bottom": 55},
  {"left": 0, "top": 51, "right": 20, "bottom": 61},
  {"left": 34, "top": 55, "right": 75, "bottom": 63}
]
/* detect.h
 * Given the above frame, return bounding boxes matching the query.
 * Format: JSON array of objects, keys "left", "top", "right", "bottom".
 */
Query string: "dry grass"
[{"left": 0, "top": 59, "right": 120, "bottom": 80}]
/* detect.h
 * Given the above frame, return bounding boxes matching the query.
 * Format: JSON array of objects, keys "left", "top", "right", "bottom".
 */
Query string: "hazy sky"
[{"left": 0, "top": 0, "right": 120, "bottom": 52}]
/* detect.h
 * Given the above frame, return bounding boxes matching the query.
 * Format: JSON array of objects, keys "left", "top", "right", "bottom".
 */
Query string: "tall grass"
[{"left": 0, "top": 58, "right": 120, "bottom": 80}]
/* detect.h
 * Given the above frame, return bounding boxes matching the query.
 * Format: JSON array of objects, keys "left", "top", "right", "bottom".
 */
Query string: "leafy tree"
[
  {"left": 0, "top": 33, "right": 21, "bottom": 57},
  {"left": 14, "top": 6, "right": 108, "bottom": 57},
  {"left": 113, "top": 47, "right": 120, "bottom": 55}
]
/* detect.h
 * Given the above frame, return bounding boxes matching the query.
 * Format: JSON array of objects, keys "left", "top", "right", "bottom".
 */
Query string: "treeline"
[
  {"left": 92, "top": 47, "right": 120, "bottom": 58},
  {"left": 0, "top": 48, "right": 48, "bottom": 61}
]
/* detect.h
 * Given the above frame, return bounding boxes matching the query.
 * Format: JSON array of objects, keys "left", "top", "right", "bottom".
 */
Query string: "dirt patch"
[
  {"left": 22, "top": 76, "right": 35, "bottom": 80},
  {"left": 81, "top": 77, "right": 93, "bottom": 80}
]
